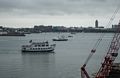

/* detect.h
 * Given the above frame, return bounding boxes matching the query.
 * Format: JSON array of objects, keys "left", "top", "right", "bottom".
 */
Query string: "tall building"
[{"left": 95, "top": 20, "right": 98, "bottom": 28}]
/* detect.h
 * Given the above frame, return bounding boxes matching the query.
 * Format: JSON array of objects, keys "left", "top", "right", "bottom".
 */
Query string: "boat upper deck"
[{"left": 22, "top": 41, "right": 50, "bottom": 48}]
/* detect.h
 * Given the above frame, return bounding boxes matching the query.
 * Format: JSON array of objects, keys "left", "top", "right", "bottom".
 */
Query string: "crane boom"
[
  {"left": 95, "top": 22, "right": 120, "bottom": 78},
  {"left": 81, "top": 5, "right": 120, "bottom": 78},
  {"left": 81, "top": 22, "right": 120, "bottom": 78}
]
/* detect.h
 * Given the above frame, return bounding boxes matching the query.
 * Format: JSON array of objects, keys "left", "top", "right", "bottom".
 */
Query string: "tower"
[{"left": 95, "top": 20, "right": 98, "bottom": 28}]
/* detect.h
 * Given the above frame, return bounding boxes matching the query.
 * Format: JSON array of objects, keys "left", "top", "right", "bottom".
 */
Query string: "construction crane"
[
  {"left": 81, "top": 21, "right": 120, "bottom": 78},
  {"left": 81, "top": 7, "right": 120, "bottom": 78},
  {"left": 95, "top": 22, "right": 120, "bottom": 78}
]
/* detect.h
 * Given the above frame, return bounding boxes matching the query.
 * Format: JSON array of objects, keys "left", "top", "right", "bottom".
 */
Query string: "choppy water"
[{"left": 0, "top": 33, "right": 119, "bottom": 78}]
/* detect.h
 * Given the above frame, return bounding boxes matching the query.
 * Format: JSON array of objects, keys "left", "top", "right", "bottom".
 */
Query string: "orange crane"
[
  {"left": 81, "top": 7, "right": 120, "bottom": 78},
  {"left": 81, "top": 21, "right": 120, "bottom": 78},
  {"left": 95, "top": 22, "right": 120, "bottom": 78}
]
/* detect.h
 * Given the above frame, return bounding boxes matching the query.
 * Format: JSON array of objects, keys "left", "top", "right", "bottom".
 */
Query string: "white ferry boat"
[
  {"left": 52, "top": 35, "right": 68, "bottom": 41},
  {"left": 21, "top": 41, "right": 56, "bottom": 52}
]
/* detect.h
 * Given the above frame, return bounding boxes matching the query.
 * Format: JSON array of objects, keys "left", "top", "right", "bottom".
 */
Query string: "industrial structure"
[
  {"left": 81, "top": 5, "right": 120, "bottom": 78},
  {"left": 81, "top": 21, "right": 120, "bottom": 78},
  {"left": 95, "top": 20, "right": 98, "bottom": 28}
]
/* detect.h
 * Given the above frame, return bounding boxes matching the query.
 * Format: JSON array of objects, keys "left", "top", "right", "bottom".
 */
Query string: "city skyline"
[{"left": 0, "top": 0, "right": 120, "bottom": 28}]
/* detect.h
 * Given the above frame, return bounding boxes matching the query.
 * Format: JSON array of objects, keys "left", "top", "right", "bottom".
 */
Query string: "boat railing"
[
  {"left": 22, "top": 45, "right": 31, "bottom": 47},
  {"left": 51, "top": 44, "right": 56, "bottom": 47}
]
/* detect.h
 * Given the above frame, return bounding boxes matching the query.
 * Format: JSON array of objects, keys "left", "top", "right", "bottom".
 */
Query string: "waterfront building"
[{"left": 95, "top": 20, "right": 98, "bottom": 28}]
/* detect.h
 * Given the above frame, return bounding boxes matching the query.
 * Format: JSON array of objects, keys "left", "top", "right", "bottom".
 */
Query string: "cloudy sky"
[{"left": 0, "top": 0, "right": 120, "bottom": 28}]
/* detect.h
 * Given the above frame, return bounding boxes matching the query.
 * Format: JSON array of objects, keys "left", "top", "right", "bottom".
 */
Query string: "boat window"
[
  {"left": 38, "top": 45, "right": 41, "bottom": 47},
  {"left": 42, "top": 45, "right": 45, "bottom": 47},
  {"left": 35, "top": 45, "right": 37, "bottom": 47},
  {"left": 46, "top": 44, "right": 49, "bottom": 46}
]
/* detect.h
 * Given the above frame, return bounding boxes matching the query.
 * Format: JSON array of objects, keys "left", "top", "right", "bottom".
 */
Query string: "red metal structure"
[{"left": 81, "top": 22, "right": 120, "bottom": 78}]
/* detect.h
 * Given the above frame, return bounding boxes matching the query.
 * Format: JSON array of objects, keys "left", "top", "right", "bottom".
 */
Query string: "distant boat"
[
  {"left": 0, "top": 32, "right": 25, "bottom": 36},
  {"left": 52, "top": 35, "right": 68, "bottom": 41},
  {"left": 21, "top": 41, "right": 56, "bottom": 52},
  {"left": 71, "top": 32, "right": 76, "bottom": 34},
  {"left": 68, "top": 35, "right": 73, "bottom": 37}
]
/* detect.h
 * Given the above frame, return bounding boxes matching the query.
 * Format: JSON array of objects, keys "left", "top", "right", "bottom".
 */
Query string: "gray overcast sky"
[{"left": 0, "top": 0, "right": 120, "bottom": 28}]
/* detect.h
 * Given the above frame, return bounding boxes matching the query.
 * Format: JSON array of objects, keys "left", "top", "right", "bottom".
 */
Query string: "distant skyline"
[{"left": 0, "top": 0, "right": 120, "bottom": 28}]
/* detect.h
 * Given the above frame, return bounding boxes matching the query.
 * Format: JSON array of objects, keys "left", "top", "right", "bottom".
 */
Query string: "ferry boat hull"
[{"left": 22, "top": 49, "right": 54, "bottom": 52}]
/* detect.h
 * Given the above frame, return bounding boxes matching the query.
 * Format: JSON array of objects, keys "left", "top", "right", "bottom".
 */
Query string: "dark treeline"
[{"left": 0, "top": 25, "right": 117, "bottom": 34}]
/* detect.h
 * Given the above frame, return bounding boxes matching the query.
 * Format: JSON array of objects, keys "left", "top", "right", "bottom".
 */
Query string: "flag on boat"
[{"left": 29, "top": 40, "right": 32, "bottom": 43}]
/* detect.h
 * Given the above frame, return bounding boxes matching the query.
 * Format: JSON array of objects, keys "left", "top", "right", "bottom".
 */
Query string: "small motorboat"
[{"left": 52, "top": 35, "right": 68, "bottom": 41}]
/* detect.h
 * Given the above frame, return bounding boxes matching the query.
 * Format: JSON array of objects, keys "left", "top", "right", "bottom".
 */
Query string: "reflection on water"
[
  {"left": 0, "top": 54, "right": 23, "bottom": 78},
  {"left": 21, "top": 53, "right": 56, "bottom": 78}
]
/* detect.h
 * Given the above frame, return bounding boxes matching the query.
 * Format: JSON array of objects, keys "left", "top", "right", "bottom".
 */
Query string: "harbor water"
[{"left": 0, "top": 33, "right": 119, "bottom": 78}]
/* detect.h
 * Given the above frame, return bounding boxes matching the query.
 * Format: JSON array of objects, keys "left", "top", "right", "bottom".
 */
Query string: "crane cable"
[
  {"left": 93, "top": 6, "right": 120, "bottom": 50},
  {"left": 83, "top": 6, "right": 120, "bottom": 66}
]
